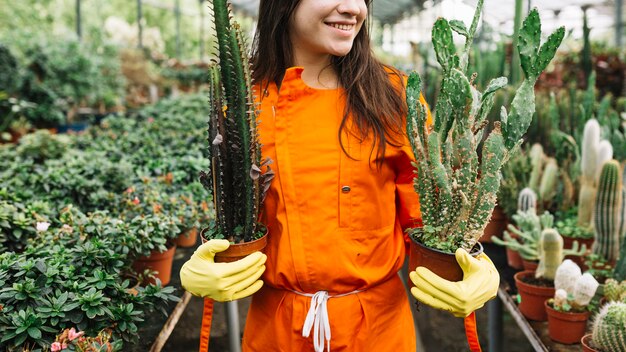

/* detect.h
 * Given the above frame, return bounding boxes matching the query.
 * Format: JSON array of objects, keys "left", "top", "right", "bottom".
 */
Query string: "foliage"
[
  {"left": 554, "top": 207, "right": 594, "bottom": 239},
  {"left": 406, "top": 3, "right": 564, "bottom": 252},
  {"left": 0, "top": 190, "right": 52, "bottom": 253}
]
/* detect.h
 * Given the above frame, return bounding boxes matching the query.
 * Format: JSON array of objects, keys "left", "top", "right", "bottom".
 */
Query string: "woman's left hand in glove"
[{"left": 409, "top": 248, "right": 499, "bottom": 318}]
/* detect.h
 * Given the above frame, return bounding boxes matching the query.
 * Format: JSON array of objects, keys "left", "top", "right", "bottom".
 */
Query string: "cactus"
[
  {"left": 199, "top": 0, "right": 274, "bottom": 242},
  {"left": 604, "top": 279, "right": 626, "bottom": 302},
  {"left": 536, "top": 228, "right": 564, "bottom": 280},
  {"left": 493, "top": 210, "right": 586, "bottom": 261},
  {"left": 593, "top": 160, "right": 623, "bottom": 262},
  {"left": 406, "top": 4, "right": 564, "bottom": 252},
  {"left": 579, "top": 119, "right": 608, "bottom": 228},
  {"left": 518, "top": 187, "right": 537, "bottom": 213},
  {"left": 554, "top": 259, "right": 582, "bottom": 294},
  {"left": 528, "top": 143, "right": 545, "bottom": 193},
  {"left": 574, "top": 273, "right": 600, "bottom": 306},
  {"left": 591, "top": 302, "right": 626, "bottom": 352},
  {"left": 539, "top": 157, "right": 558, "bottom": 206}
]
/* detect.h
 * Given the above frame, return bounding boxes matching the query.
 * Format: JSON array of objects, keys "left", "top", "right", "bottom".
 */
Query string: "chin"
[{"left": 328, "top": 45, "right": 354, "bottom": 57}]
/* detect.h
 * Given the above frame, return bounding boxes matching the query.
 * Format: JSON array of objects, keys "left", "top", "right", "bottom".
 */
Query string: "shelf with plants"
[{"left": 0, "top": 92, "right": 215, "bottom": 350}]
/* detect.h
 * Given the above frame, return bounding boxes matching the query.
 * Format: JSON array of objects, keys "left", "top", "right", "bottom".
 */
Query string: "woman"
[{"left": 181, "top": 1, "right": 499, "bottom": 351}]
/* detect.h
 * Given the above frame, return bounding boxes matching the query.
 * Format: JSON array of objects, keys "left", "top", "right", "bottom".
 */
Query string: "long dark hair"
[{"left": 251, "top": 0, "right": 407, "bottom": 167}]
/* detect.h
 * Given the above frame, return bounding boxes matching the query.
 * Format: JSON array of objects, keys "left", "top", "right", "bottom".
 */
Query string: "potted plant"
[
  {"left": 602, "top": 279, "right": 626, "bottom": 303},
  {"left": 581, "top": 302, "right": 626, "bottom": 352},
  {"left": 514, "top": 224, "right": 569, "bottom": 321},
  {"left": 546, "top": 260, "right": 599, "bottom": 344},
  {"left": 494, "top": 209, "right": 586, "bottom": 272},
  {"left": 198, "top": 0, "right": 274, "bottom": 262},
  {"left": 405, "top": 1, "right": 564, "bottom": 281}
]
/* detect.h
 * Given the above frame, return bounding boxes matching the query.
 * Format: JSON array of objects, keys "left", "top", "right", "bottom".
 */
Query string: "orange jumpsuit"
[{"left": 233, "top": 67, "right": 428, "bottom": 351}]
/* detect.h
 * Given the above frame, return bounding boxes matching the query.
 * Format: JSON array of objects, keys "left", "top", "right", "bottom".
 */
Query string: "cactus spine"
[
  {"left": 536, "top": 228, "right": 564, "bottom": 280},
  {"left": 518, "top": 187, "right": 537, "bottom": 213},
  {"left": 604, "top": 279, "right": 626, "bottom": 302},
  {"left": 199, "top": 0, "right": 274, "bottom": 242},
  {"left": 591, "top": 302, "right": 626, "bottom": 352},
  {"left": 406, "top": 4, "right": 564, "bottom": 252},
  {"left": 593, "top": 160, "right": 624, "bottom": 262}
]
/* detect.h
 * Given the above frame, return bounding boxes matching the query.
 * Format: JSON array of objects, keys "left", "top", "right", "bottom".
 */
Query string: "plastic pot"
[
  {"left": 522, "top": 259, "right": 538, "bottom": 272},
  {"left": 506, "top": 247, "right": 524, "bottom": 270},
  {"left": 175, "top": 227, "right": 199, "bottom": 248},
  {"left": 479, "top": 206, "right": 508, "bottom": 243},
  {"left": 132, "top": 243, "right": 177, "bottom": 286},
  {"left": 200, "top": 227, "right": 268, "bottom": 263},
  {"left": 581, "top": 334, "right": 600, "bottom": 352},
  {"left": 408, "top": 239, "right": 483, "bottom": 282},
  {"left": 514, "top": 270, "right": 554, "bottom": 321},
  {"left": 545, "top": 300, "right": 590, "bottom": 344}
]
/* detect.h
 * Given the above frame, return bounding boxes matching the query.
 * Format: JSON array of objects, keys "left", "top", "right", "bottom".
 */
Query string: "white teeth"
[{"left": 328, "top": 23, "right": 353, "bottom": 31}]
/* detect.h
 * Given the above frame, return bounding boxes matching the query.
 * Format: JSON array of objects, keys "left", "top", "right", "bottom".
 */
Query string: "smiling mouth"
[{"left": 325, "top": 23, "right": 354, "bottom": 31}]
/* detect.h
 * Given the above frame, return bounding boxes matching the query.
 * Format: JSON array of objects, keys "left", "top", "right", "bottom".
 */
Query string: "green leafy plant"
[
  {"left": 405, "top": 2, "right": 564, "bottom": 252},
  {"left": 199, "top": 0, "right": 274, "bottom": 244}
]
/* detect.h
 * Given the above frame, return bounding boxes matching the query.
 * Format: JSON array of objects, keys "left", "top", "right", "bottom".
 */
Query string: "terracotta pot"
[
  {"left": 132, "top": 243, "right": 177, "bottom": 286},
  {"left": 545, "top": 300, "right": 590, "bottom": 344},
  {"left": 122, "top": 274, "right": 140, "bottom": 296},
  {"left": 514, "top": 270, "right": 554, "bottom": 321},
  {"left": 175, "top": 227, "right": 199, "bottom": 248},
  {"left": 581, "top": 334, "right": 600, "bottom": 352},
  {"left": 562, "top": 236, "right": 594, "bottom": 269},
  {"left": 506, "top": 247, "right": 524, "bottom": 270},
  {"left": 408, "top": 239, "right": 483, "bottom": 282},
  {"left": 522, "top": 259, "right": 538, "bottom": 272},
  {"left": 200, "top": 227, "right": 268, "bottom": 263},
  {"left": 479, "top": 206, "right": 508, "bottom": 243}
]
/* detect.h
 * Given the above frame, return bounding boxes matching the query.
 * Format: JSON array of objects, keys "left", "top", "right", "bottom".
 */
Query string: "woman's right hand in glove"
[{"left": 180, "top": 239, "right": 267, "bottom": 301}]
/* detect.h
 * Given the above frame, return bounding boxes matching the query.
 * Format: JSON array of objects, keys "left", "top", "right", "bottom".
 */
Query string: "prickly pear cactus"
[
  {"left": 199, "top": 0, "right": 274, "bottom": 242},
  {"left": 593, "top": 160, "right": 623, "bottom": 262},
  {"left": 591, "top": 302, "right": 626, "bottom": 352},
  {"left": 536, "top": 228, "right": 564, "bottom": 280},
  {"left": 406, "top": 2, "right": 564, "bottom": 252},
  {"left": 518, "top": 187, "right": 537, "bottom": 213}
]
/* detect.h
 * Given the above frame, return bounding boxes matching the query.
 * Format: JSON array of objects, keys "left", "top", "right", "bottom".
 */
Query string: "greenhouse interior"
[{"left": 2, "top": 0, "right": 626, "bottom": 351}]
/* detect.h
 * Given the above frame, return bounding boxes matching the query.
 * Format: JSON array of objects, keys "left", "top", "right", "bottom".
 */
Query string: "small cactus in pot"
[
  {"left": 405, "top": 1, "right": 564, "bottom": 254},
  {"left": 590, "top": 302, "right": 626, "bottom": 352}
]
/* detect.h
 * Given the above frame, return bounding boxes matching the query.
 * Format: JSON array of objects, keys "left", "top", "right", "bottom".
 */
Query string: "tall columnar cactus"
[
  {"left": 536, "top": 228, "right": 564, "bottom": 280},
  {"left": 591, "top": 302, "right": 626, "bottom": 352},
  {"left": 405, "top": 3, "right": 564, "bottom": 252},
  {"left": 528, "top": 143, "right": 545, "bottom": 193},
  {"left": 539, "top": 157, "right": 558, "bottom": 206},
  {"left": 579, "top": 119, "right": 613, "bottom": 228},
  {"left": 593, "top": 160, "right": 624, "bottom": 262},
  {"left": 199, "top": 0, "right": 274, "bottom": 242},
  {"left": 518, "top": 187, "right": 537, "bottom": 213}
]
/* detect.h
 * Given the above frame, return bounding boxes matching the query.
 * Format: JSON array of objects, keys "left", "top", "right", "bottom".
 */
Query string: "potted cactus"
[
  {"left": 581, "top": 302, "right": 626, "bottom": 352},
  {"left": 198, "top": 0, "right": 274, "bottom": 262},
  {"left": 513, "top": 224, "right": 581, "bottom": 321},
  {"left": 493, "top": 208, "right": 586, "bottom": 271},
  {"left": 546, "top": 260, "right": 599, "bottom": 344},
  {"left": 602, "top": 279, "right": 626, "bottom": 303},
  {"left": 405, "top": 0, "right": 564, "bottom": 281}
]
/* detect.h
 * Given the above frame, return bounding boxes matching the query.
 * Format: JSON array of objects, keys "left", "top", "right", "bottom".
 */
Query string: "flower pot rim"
[
  {"left": 412, "top": 238, "right": 484, "bottom": 257},
  {"left": 514, "top": 270, "right": 555, "bottom": 294},
  {"left": 544, "top": 300, "right": 591, "bottom": 321}
]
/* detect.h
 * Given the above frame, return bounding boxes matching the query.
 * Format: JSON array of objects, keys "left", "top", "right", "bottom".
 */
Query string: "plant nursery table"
[{"left": 127, "top": 245, "right": 197, "bottom": 352}]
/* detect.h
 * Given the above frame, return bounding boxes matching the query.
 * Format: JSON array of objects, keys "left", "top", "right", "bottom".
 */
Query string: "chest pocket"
[{"left": 338, "top": 135, "right": 397, "bottom": 232}]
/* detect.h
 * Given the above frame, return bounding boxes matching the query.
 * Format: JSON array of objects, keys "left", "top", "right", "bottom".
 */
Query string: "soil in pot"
[
  {"left": 545, "top": 300, "right": 590, "bottom": 344},
  {"left": 200, "top": 227, "right": 268, "bottom": 263},
  {"left": 408, "top": 239, "right": 483, "bottom": 282},
  {"left": 132, "top": 243, "right": 177, "bottom": 286},
  {"left": 514, "top": 270, "right": 554, "bottom": 321},
  {"left": 581, "top": 334, "right": 600, "bottom": 352}
]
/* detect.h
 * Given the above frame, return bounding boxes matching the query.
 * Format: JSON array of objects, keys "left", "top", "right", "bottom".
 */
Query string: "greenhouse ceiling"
[{"left": 229, "top": 0, "right": 619, "bottom": 33}]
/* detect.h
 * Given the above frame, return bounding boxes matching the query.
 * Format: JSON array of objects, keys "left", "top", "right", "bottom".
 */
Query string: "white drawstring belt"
[{"left": 291, "top": 289, "right": 362, "bottom": 352}]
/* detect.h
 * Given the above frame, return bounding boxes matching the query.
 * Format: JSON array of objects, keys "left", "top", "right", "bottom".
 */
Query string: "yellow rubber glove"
[
  {"left": 409, "top": 249, "right": 499, "bottom": 317},
  {"left": 180, "top": 239, "right": 267, "bottom": 301}
]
